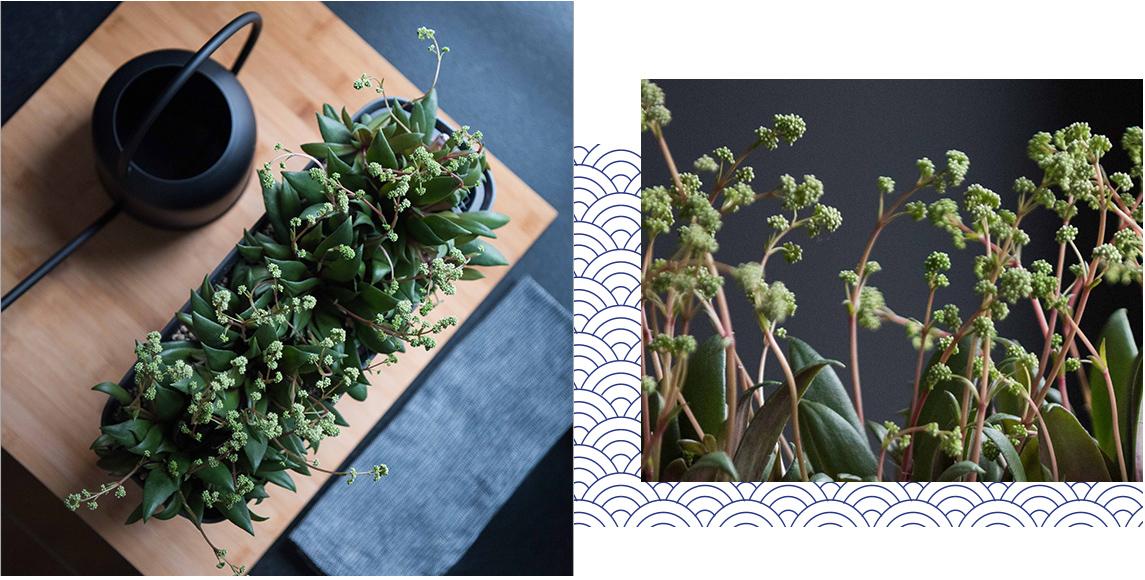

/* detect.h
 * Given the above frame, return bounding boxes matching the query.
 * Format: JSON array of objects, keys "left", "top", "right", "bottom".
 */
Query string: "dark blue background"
[{"left": 1, "top": 2, "right": 572, "bottom": 574}]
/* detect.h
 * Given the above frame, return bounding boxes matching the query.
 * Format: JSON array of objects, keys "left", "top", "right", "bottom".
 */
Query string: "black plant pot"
[{"left": 100, "top": 96, "right": 495, "bottom": 524}]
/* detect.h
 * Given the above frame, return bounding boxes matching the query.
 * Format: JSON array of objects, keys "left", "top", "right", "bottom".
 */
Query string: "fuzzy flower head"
[
  {"left": 772, "top": 114, "right": 807, "bottom": 145},
  {"left": 806, "top": 203, "right": 842, "bottom": 237},
  {"left": 641, "top": 80, "right": 671, "bottom": 132},
  {"left": 733, "top": 263, "right": 797, "bottom": 324},
  {"left": 855, "top": 286, "right": 885, "bottom": 330},
  {"left": 781, "top": 174, "right": 824, "bottom": 211},
  {"left": 924, "top": 251, "right": 951, "bottom": 288}
]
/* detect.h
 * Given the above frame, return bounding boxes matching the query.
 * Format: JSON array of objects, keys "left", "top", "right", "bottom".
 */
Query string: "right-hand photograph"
[{"left": 639, "top": 79, "right": 1143, "bottom": 483}]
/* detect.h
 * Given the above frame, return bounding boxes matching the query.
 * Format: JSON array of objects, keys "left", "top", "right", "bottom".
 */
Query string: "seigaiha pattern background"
[{"left": 572, "top": 145, "right": 1145, "bottom": 527}]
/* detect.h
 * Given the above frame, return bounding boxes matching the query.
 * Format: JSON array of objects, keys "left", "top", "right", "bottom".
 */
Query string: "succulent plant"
[
  {"left": 640, "top": 80, "right": 1142, "bottom": 485},
  {"left": 67, "top": 28, "right": 509, "bottom": 574}
]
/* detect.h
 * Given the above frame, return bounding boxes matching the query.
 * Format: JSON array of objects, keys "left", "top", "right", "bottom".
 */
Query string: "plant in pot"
[
  {"left": 640, "top": 79, "right": 1142, "bottom": 484},
  {"left": 66, "top": 28, "right": 510, "bottom": 573}
]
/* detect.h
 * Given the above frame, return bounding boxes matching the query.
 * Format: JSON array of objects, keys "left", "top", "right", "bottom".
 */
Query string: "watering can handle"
[{"left": 116, "top": 11, "right": 263, "bottom": 177}]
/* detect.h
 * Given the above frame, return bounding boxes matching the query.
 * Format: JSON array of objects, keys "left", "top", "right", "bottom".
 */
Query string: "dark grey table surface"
[{"left": 1, "top": 1, "right": 572, "bottom": 575}]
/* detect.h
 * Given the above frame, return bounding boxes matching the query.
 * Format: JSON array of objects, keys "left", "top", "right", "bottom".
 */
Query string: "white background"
[{"left": 573, "top": 0, "right": 1144, "bottom": 575}]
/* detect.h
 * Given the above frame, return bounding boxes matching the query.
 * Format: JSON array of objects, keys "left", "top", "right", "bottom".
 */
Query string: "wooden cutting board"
[{"left": 0, "top": 2, "right": 556, "bottom": 575}]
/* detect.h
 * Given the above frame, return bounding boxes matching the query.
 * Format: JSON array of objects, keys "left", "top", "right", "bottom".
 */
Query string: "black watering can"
[
  {"left": 92, "top": 11, "right": 262, "bottom": 229},
  {"left": 2, "top": 13, "right": 264, "bottom": 310}
]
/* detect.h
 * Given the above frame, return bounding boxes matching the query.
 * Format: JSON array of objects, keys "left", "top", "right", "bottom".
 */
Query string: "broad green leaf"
[
  {"left": 421, "top": 214, "right": 471, "bottom": 241},
  {"left": 217, "top": 498, "right": 255, "bottom": 536},
  {"left": 260, "top": 468, "right": 296, "bottom": 492},
  {"left": 1020, "top": 437, "right": 1047, "bottom": 482},
  {"left": 301, "top": 142, "right": 356, "bottom": 158},
  {"left": 358, "top": 282, "right": 399, "bottom": 314},
  {"left": 680, "top": 335, "right": 729, "bottom": 440},
  {"left": 191, "top": 311, "right": 234, "bottom": 348},
  {"left": 280, "top": 278, "right": 321, "bottom": 296},
  {"left": 194, "top": 463, "right": 236, "bottom": 492},
  {"left": 417, "top": 176, "right": 463, "bottom": 206},
  {"left": 244, "top": 430, "right": 268, "bottom": 473},
  {"left": 92, "top": 382, "right": 132, "bottom": 405},
  {"left": 982, "top": 427, "right": 1027, "bottom": 481},
  {"left": 313, "top": 217, "right": 353, "bottom": 260},
  {"left": 284, "top": 172, "right": 326, "bottom": 205},
  {"left": 786, "top": 337, "right": 862, "bottom": 434},
  {"left": 202, "top": 343, "right": 237, "bottom": 372},
  {"left": 799, "top": 399, "right": 877, "bottom": 478},
  {"left": 1043, "top": 404, "right": 1111, "bottom": 481},
  {"left": 265, "top": 258, "right": 310, "bottom": 282},
  {"left": 462, "top": 239, "right": 508, "bottom": 267},
  {"left": 365, "top": 127, "right": 398, "bottom": 168},
  {"left": 141, "top": 469, "right": 178, "bottom": 522},
  {"left": 261, "top": 180, "right": 288, "bottom": 244},
  {"left": 683, "top": 451, "right": 740, "bottom": 481},
  {"left": 316, "top": 112, "right": 352, "bottom": 144},
  {"left": 405, "top": 217, "right": 446, "bottom": 245},
  {"left": 388, "top": 132, "right": 425, "bottom": 154},
  {"left": 460, "top": 267, "right": 485, "bottom": 281},
  {"left": 152, "top": 387, "right": 185, "bottom": 422},
  {"left": 126, "top": 424, "right": 163, "bottom": 456},
  {"left": 1128, "top": 353, "right": 1142, "bottom": 481},
  {"left": 733, "top": 358, "right": 840, "bottom": 481},
  {"left": 463, "top": 210, "right": 510, "bottom": 230},
  {"left": 446, "top": 213, "right": 497, "bottom": 238},
  {"left": 648, "top": 391, "right": 681, "bottom": 468},
  {"left": 938, "top": 460, "right": 987, "bottom": 481},
  {"left": 1088, "top": 309, "right": 1140, "bottom": 468}
]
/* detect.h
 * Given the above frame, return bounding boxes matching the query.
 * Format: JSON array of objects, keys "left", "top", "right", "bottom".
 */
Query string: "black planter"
[{"left": 100, "top": 96, "right": 494, "bottom": 524}]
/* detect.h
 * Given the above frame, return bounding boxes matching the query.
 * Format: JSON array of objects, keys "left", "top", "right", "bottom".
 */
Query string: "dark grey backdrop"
[
  {"left": 642, "top": 79, "right": 1142, "bottom": 437},
  {"left": 1, "top": 1, "right": 571, "bottom": 575}
]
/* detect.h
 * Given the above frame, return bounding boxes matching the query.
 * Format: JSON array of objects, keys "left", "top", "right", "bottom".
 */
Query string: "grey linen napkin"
[{"left": 289, "top": 276, "right": 571, "bottom": 575}]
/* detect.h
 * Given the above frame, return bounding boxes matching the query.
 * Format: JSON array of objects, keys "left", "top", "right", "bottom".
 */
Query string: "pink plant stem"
[
  {"left": 763, "top": 322, "right": 808, "bottom": 482},
  {"left": 1022, "top": 392, "right": 1059, "bottom": 481},
  {"left": 966, "top": 337, "right": 993, "bottom": 481},
  {"left": 1062, "top": 312, "right": 1129, "bottom": 481}
]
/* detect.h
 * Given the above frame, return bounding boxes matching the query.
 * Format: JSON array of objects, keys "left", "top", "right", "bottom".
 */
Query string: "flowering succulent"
[
  {"left": 640, "top": 81, "right": 847, "bottom": 482},
  {"left": 845, "top": 120, "right": 1143, "bottom": 484},
  {"left": 67, "top": 29, "right": 509, "bottom": 573},
  {"left": 643, "top": 80, "right": 1142, "bottom": 485}
]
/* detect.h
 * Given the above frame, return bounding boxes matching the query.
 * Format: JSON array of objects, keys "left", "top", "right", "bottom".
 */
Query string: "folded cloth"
[{"left": 289, "top": 276, "right": 571, "bottom": 575}]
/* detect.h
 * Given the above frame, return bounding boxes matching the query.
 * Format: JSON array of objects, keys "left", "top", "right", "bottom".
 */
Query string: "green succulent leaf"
[
  {"left": 92, "top": 382, "right": 132, "bottom": 405},
  {"left": 195, "top": 462, "right": 236, "bottom": 492},
  {"left": 786, "top": 337, "right": 862, "bottom": 434},
  {"left": 733, "top": 357, "right": 841, "bottom": 481},
  {"left": 284, "top": 172, "right": 327, "bottom": 205},
  {"left": 799, "top": 399, "right": 877, "bottom": 479},
  {"left": 141, "top": 468, "right": 178, "bottom": 522},
  {"left": 938, "top": 460, "right": 987, "bottom": 481},
  {"left": 1088, "top": 309, "right": 1140, "bottom": 470},
  {"left": 680, "top": 335, "right": 729, "bottom": 440},
  {"left": 683, "top": 451, "right": 740, "bottom": 481},
  {"left": 1043, "top": 403, "right": 1111, "bottom": 481},
  {"left": 316, "top": 112, "right": 352, "bottom": 144},
  {"left": 461, "top": 239, "right": 508, "bottom": 267},
  {"left": 218, "top": 499, "right": 255, "bottom": 536},
  {"left": 982, "top": 426, "right": 1027, "bottom": 482}
]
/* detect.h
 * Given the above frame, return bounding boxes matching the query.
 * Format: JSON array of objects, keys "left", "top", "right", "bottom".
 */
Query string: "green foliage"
[
  {"left": 1088, "top": 309, "right": 1141, "bottom": 469},
  {"left": 69, "top": 28, "right": 508, "bottom": 574}
]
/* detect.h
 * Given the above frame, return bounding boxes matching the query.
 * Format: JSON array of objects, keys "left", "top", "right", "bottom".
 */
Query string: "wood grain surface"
[{"left": 0, "top": 2, "right": 555, "bottom": 575}]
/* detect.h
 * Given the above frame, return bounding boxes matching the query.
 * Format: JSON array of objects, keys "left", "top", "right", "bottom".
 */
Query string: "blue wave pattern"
[{"left": 571, "top": 145, "right": 1144, "bottom": 528}]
